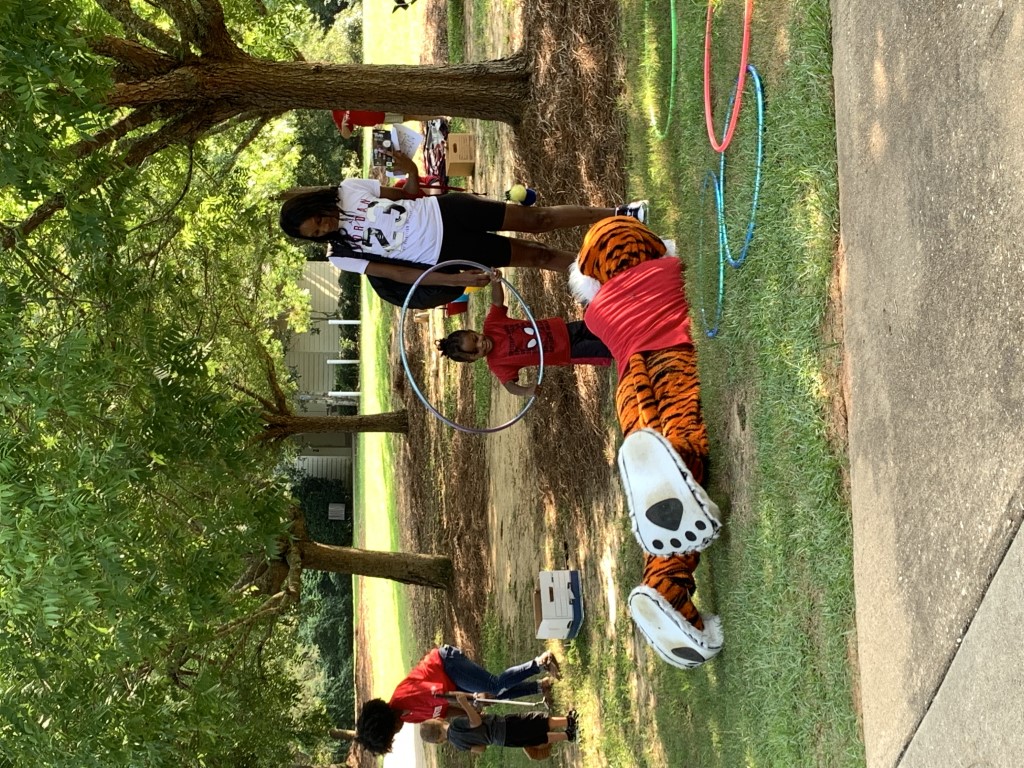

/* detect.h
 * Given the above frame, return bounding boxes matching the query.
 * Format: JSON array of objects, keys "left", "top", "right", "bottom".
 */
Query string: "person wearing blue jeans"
[
  {"left": 438, "top": 645, "right": 549, "bottom": 699},
  {"left": 354, "top": 644, "right": 562, "bottom": 754}
]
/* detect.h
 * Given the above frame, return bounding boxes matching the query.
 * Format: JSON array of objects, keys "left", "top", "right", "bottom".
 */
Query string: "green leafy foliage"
[{"left": 0, "top": 1, "right": 351, "bottom": 763}]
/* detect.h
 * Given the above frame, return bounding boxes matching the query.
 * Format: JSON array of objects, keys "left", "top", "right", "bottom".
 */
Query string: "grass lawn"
[
  {"left": 463, "top": 0, "right": 861, "bottom": 765},
  {"left": 356, "top": 0, "right": 863, "bottom": 765}
]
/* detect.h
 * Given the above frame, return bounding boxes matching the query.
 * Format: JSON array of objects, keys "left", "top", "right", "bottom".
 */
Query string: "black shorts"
[
  {"left": 500, "top": 712, "right": 550, "bottom": 748},
  {"left": 435, "top": 193, "right": 513, "bottom": 268}
]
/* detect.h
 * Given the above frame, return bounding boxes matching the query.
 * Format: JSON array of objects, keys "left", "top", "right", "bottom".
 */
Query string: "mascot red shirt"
[
  {"left": 583, "top": 256, "right": 693, "bottom": 379},
  {"left": 482, "top": 305, "right": 572, "bottom": 384}
]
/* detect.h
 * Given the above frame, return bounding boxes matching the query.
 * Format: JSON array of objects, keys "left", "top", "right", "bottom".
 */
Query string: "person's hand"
[
  {"left": 457, "top": 270, "right": 490, "bottom": 288},
  {"left": 489, "top": 269, "right": 503, "bottom": 285},
  {"left": 389, "top": 150, "right": 418, "bottom": 175}
]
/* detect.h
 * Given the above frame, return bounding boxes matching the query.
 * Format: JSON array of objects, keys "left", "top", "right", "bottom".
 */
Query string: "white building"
[{"left": 284, "top": 261, "right": 358, "bottom": 488}]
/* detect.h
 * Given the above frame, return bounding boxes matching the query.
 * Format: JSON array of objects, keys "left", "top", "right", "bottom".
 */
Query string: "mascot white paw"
[
  {"left": 629, "top": 586, "right": 724, "bottom": 669},
  {"left": 619, "top": 429, "right": 721, "bottom": 556}
]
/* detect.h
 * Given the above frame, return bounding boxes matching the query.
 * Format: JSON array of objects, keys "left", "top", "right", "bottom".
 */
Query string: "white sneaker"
[{"left": 615, "top": 200, "right": 649, "bottom": 224}]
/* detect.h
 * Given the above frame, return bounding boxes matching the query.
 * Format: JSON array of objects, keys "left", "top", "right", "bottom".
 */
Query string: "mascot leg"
[{"left": 615, "top": 348, "right": 710, "bottom": 485}]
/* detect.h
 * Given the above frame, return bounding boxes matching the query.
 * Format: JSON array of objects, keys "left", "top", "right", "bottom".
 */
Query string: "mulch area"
[{"left": 351, "top": 1, "right": 627, "bottom": 763}]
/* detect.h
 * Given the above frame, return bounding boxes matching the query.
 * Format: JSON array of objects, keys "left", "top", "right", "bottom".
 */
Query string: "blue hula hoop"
[
  {"left": 695, "top": 170, "right": 725, "bottom": 338},
  {"left": 398, "top": 261, "right": 545, "bottom": 434},
  {"left": 716, "top": 63, "right": 765, "bottom": 269}
]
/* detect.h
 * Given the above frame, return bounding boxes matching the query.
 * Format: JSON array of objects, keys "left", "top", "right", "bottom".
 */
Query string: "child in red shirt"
[
  {"left": 354, "top": 645, "right": 561, "bottom": 754},
  {"left": 436, "top": 271, "right": 612, "bottom": 396}
]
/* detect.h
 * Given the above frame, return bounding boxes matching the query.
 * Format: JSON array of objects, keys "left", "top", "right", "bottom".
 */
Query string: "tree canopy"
[
  {"left": 1, "top": 2, "right": 332, "bottom": 764},
  {"left": 0, "top": 0, "right": 475, "bottom": 762}
]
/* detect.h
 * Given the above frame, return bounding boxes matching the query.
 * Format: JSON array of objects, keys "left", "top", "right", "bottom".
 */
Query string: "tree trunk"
[
  {"left": 298, "top": 541, "right": 452, "bottom": 589},
  {"left": 262, "top": 410, "right": 408, "bottom": 441},
  {"left": 107, "top": 53, "right": 531, "bottom": 125}
]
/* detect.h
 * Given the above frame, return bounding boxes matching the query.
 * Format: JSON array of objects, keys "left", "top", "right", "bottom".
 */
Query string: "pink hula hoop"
[{"left": 703, "top": 0, "right": 754, "bottom": 152}]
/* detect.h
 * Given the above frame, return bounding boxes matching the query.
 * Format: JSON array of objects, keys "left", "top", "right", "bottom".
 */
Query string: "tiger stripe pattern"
[
  {"left": 615, "top": 346, "right": 709, "bottom": 486},
  {"left": 577, "top": 216, "right": 717, "bottom": 646},
  {"left": 577, "top": 216, "right": 668, "bottom": 284},
  {"left": 641, "top": 552, "right": 704, "bottom": 630}
]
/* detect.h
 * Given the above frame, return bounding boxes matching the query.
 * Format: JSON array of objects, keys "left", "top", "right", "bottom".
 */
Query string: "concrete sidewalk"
[{"left": 831, "top": 1, "right": 1024, "bottom": 766}]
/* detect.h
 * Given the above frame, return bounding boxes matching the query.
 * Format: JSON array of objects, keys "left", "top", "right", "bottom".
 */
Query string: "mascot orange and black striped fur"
[{"left": 570, "top": 216, "right": 724, "bottom": 669}]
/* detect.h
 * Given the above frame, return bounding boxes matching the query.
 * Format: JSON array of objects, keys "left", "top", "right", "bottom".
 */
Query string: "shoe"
[
  {"left": 565, "top": 709, "right": 579, "bottom": 742},
  {"left": 537, "top": 651, "right": 562, "bottom": 680},
  {"left": 615, "top": 200, "right": 649, "bottom": 224},
  {"left": 539, "top": 676, "right": 555, "bottom": 708}
]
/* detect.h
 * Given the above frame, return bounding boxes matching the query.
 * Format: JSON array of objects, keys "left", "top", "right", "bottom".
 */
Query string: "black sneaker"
[
  {"left": 565, "top": 709, "right": 579, "bottom": 742},
  {"left": 614, "top": 200, "right": 649, "bottom": 224}
]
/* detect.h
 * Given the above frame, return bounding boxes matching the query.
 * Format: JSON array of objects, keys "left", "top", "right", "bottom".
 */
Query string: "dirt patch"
[
  {"left": 393, "top": 0, "right": 628, "bottom": 652},
  {"left": 822, "top": 239, "right": 852, "bottom": 493}
]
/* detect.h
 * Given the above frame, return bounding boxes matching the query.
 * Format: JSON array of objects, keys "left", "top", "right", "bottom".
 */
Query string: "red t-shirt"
[
  {"left": 331, "top": 109, "right": 386, "bottom": 131},
  {"left": 583, "top": 257, "right": 693, "bottom": 379},
  {"left": 483, "top": 305, "right": 571, "bottom": 384},
  {"left": 388, "top": 648, "right": 457, "bottom": 723}
]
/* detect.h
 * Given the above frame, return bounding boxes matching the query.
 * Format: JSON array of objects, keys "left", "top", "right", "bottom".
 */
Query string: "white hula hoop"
[{"left": 398, "top": 260, "right": 545, "bottom": 434}]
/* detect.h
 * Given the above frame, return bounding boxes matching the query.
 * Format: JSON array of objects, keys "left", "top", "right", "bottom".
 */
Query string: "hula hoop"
[
  {"left": 646, "top": 0, "right": 678, "bottom": 140},
  {"left": 703, "top": 0, "right": 754, "bottom": 153},
  {"left": 717, "top": 63, "right": 764, "bottom": 268},
  {"left": 695, "top": 170, "right": 725, "bottom": 338},
  {"left": 398, "top": 260, "right": 545, "bottom": 434}
]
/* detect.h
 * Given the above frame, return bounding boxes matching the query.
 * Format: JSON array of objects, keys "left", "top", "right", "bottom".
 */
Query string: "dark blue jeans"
[{"left": 438, "top": 645, "right": 542, "bottom": 699}]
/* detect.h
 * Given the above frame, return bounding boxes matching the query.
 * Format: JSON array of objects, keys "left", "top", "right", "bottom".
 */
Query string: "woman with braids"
[
  {"left": 278, "top": 150, "right": 649, "bottom": 290},
  {"left": 354, "top": 644, "right": 562, "bottom": 755}
]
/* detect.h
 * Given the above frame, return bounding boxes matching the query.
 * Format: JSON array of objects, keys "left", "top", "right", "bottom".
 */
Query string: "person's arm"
[
  {"left": 453, "top": 693, "right": 483, "bottom": 727},
  {"left": 362, "top": 262, "right": 489, "bottom": 288},
  {"left": 378, "top": 185, "right": 418, "bottom": 201},
  {"left": 502, "top": 380, "right": 538, "bottom": 398},
  {"left": 489, "top": 269, "right": 506, "bottom": 306}
]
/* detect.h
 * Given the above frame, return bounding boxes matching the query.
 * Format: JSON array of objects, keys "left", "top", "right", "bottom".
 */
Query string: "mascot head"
[{"left": 569, "top": 216, "right": 677, "bottom": 303}]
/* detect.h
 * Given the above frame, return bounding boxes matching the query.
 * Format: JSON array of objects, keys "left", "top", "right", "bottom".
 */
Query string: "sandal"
[{"left": 537, "top": 651, "right": 562, "bottom": 680}]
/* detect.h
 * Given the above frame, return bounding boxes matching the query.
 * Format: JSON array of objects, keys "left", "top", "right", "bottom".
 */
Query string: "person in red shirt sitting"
[
  {"left": 354, "top": 644, "right": 561, "bottom": 755},
  {"left": 435, "top": 270, "right": 612, "bottom": 397},
  {"left": 332, "top": 109, "right": 442, "bottom": 138}
]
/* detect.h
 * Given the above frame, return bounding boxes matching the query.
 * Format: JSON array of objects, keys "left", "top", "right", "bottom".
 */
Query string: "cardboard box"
[
  {"left": 533, "top": 570, "right": 584, "bottom": 640},
  {"left": 447, "top": 133, "right": 476, "bottom": 162},
  {"left": 446, "top": 161, "right": 475, "bottom": 177}
]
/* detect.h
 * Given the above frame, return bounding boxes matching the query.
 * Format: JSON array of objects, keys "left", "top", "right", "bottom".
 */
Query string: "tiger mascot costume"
[{"left": 569, "top": 216, "right": 724, "bottom": 669}]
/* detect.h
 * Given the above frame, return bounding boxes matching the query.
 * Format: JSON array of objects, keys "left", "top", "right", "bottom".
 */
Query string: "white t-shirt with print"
[{"left": 326, "top": 178, "right": 443, "bottom": 274}]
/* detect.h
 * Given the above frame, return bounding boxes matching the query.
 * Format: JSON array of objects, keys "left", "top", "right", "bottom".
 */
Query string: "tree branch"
[
  {"left": 89, "top": 34, "right": 179, "bottom": 81},
  {"left": 213, "top": 548, "right": 302, "bottom": 639},
  {"left": 68, "top": 105, "right": 161, "bottom": 161},
  {"left": 3, "top": 104, "right": 236, "bottom": 249},
  {"left": 93, "top": 0, "right": 186, "bottom": 57},
  {"left": 146, "top": 0, "right": 200, "bottom": 50},
  {"left": 229, "top": 381, "right": 277, "bottom": 413},
  {"left": 121, "top": 102, "right": 239, "bottom": 166},
  {"left": 127, "top": 144, "right": 195, "bottom": 234},
  {"left": 193, "top": 0, "right": 244, "bottom": 58}
]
